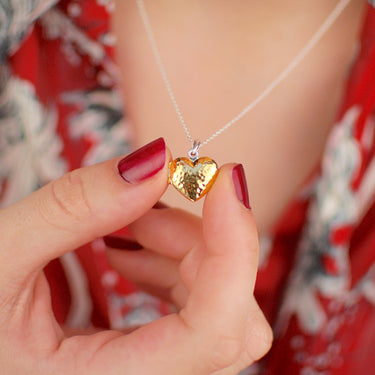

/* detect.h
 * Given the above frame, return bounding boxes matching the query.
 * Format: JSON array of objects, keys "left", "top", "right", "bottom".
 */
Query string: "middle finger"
[
  {"left": 106, "top": 246, "right": 188, "bottom": 306},
  {"left": 128, "top": 206, "right": 202, "bottom": 260}
]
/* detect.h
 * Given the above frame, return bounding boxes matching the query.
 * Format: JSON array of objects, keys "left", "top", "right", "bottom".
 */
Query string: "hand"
[{"left": 0, "top": 138, "right": 272, "bottom": 374}]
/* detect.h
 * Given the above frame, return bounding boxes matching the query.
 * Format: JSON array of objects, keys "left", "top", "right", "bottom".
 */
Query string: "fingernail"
[
  {"left": 103, "top": 236, "right": 143, "bottom": 251},
  {"left": 118, "top": 138, "right": 166, "bottom": 183},
  {"left": 153, "top": 201, "right": 169, "bottom": 209},
  {"left": 232, "top": 164, "right": 251, "bottom": 209}
]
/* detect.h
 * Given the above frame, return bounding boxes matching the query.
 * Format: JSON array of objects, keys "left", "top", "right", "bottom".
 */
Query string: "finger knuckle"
[
  {"left": 262, "top": 323, "right": 274, "bottom": 350},
  {"left": 51, "top": 171, "right": 92, "bottom": 220},
  {"left": 246, "top": 321, "right": 273, "bottom": 362},
  {"left": 206, "top": 335, "right": 243, "bottom": 372},
  {"left": 258, "top": 320, "right": 273, "bottom": 354},
  {"left": 39, "top": 170, "right": 92, "bottom": 229}
]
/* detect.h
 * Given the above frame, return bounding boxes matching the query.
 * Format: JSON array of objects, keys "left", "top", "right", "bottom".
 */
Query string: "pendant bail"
[{"left": 188, "top": 140, "right": 201, "bottom": 162}]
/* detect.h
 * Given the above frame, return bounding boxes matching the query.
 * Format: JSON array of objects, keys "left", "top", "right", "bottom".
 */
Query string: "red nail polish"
[
  {"left": 153, "top": 201, "right": 169, "bottom": 209},
  {"left": 232, "top": 164, "right": 251, "bottom": 209},
  {"left": 103, "top": 236, "right": 143, "bottom": 251},
  {"left": 118, "top": 138, "right": 166, "bottom": 183}
]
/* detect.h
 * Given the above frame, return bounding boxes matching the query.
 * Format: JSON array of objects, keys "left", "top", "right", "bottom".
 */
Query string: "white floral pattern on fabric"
[
  {"left": 0, "top": 0, "right": 58, "bottom": 58},
  {"left": 62, "top": 88, "right": 133, "bottom": 166},
  {"left": 39, "top": 7, "right": 119, "bottom": 86},
  {"left": 0, "top": 76, "right": 66, "bottom": 207},
  {"left": 39, "top": 6, "right": 133, "bottom": 164},
  {"left": 108, "top": 291, "right": 164, "bottom": 329},
  {"left": 95, "top": 0, "right": 115, "bottom": 13},
  {"left": 278, "top": 107, "right": 362, "bottom": 334}
]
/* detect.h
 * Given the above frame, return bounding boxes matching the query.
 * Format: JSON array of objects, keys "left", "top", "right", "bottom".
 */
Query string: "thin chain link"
[{"left": 136, "top": 0, "right": 352, "bottom": 149}]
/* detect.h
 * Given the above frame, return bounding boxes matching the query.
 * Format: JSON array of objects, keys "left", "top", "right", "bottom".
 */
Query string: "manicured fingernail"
[
  {"left": 118, "top": 138, "right": 166, "bottom": 183},
  {"left": 103, "top": 236, "right": 143, "bottom": 251},
  {"left": 232, "top": 164, "right": 251, "bottom": 209},
  {"left": 153, "top": 201, "right": 169, "bottom": 209}
]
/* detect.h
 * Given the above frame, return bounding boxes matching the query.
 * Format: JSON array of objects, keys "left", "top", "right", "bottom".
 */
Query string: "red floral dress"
[{"left": 1, "top": 1, "right": 375, "bottom": 374}]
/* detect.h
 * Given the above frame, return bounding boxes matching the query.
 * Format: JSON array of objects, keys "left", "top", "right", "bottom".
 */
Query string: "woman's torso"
[{"left": 113, "top": 0, "right": 366, "bottom": 233}]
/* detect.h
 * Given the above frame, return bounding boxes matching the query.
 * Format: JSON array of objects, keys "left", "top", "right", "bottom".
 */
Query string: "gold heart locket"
[{"left": 169, "top": 156, "right": 219, "bottom": 202}]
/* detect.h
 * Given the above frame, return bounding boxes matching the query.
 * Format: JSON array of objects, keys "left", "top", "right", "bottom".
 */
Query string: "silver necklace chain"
[{"left": 136, "top": 0, "right": 352, "bottom": 152}]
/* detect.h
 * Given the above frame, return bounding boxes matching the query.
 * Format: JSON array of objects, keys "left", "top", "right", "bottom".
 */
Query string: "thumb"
[{"left": 0, "top": 138, "right": 170, "bottom": 283}]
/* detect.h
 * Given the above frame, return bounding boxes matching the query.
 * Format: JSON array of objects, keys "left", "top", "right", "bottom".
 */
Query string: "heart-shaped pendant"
[{"left": 169, "top": 157, "right": 219, "bottom": 202}]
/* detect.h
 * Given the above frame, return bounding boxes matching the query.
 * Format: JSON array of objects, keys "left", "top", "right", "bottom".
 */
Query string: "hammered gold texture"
[{"left": 169, "top": 157, "right": 219, "bottom": 202}]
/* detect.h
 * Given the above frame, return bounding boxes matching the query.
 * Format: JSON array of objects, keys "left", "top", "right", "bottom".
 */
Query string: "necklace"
[{"left": 136, "top": 0, "right": 353, "bottom": 202}]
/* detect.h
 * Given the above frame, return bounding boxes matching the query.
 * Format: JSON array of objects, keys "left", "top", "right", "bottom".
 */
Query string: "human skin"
[
  {"left": 0, "top": 139, "right": 272, "bottom": 374},
  {"left": 113, "top": 0, "right": 366, "bottom": 234}
]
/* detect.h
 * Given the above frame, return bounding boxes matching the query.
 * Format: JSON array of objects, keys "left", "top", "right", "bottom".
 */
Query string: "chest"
[{"left": 113, "top": 0, "right": 366, "bottom": 232}]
